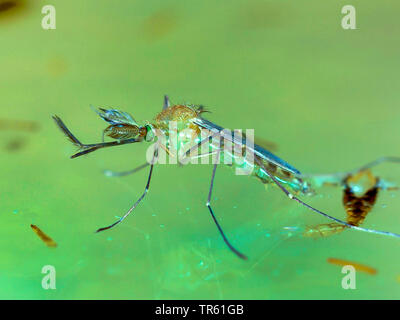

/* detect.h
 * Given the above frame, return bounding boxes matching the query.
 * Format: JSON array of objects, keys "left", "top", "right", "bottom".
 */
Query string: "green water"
[{"left": 1, "top": 0, "right": 399, "bottom": 299}]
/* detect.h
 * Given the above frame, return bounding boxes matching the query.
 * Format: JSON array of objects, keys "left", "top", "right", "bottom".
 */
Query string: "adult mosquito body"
[{"left": 53, "top": 96, "right": 400, "bottom": 260}]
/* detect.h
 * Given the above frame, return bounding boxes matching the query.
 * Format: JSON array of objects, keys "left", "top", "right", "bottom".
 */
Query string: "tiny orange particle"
[
  {"left": 31, "top": 224, "right": 57, "bottom": 248},
  {"left": 327, "top": 257, "right": 377, "bottom": 275}
]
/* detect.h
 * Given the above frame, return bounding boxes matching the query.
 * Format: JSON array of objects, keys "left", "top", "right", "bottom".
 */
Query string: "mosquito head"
[
  {"left": 91, "top": 106, "right": 154, "bottom": 143},
  {"left": 143, "top": 124, "right": 155, "bottom": 142}
]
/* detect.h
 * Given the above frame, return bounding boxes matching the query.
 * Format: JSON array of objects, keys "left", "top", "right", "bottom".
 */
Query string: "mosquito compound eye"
[{"left": 144, "top": 125, "right": 155, "bottom": 142}]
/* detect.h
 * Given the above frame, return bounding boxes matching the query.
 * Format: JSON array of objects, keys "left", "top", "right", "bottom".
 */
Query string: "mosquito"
[{"left": 53, "top": 95, "right": 400, "bottom": 260}]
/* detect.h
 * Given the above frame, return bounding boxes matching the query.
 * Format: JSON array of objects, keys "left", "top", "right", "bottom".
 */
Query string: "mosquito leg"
[
  {"left": 357, "top": 156, "right": 400, "bottom": 172},
  {"left": 72, "top": 137, "right": 141, "bottom": 158},
  {"left": 104, "top": 163, "right": 150, "bottom": 177},
  {"left": 96, "top": 150, "right": 158, "bottom": 232},
  {"left": 299, "top": 156, "right": 400, "bottom": 181},
  {"left": 163, "top": 95, "right": 170, "bottom": 110},
  {"left": 206, "top": 150, "right": 248, "bottom": 260},
  {"left": 186, "top": 150, "right": 220, "bottom": 161},
  {"left": 53, "top": 115, "right": 141, "bottom": 158},
  {"left": 180, "top": 130, "right": 221, "bottom": 164},
  {"left": 256, "top": 159, "right": 400, "bottom": 239}
]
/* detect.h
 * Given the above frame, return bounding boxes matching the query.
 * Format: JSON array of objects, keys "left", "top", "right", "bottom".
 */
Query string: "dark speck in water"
[
  {"left": 0, "top": 119, "right": 39, "bottom": 132},
  {"left": 4, "top": 137, "right": 26, "bottom": 152},
  {"left": 0, "top": 1, "right": 16, "bottom": 12},
  {"left": 0, "top": 0, "right": 26, "bottom": 20},
  {"left": 141, "top": 7, "right": 178, "bottom": 41}
]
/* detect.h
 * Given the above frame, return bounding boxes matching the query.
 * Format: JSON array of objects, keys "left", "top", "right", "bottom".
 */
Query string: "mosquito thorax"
[
  {"left": 154, "top": 104, "right": 203, "bottom": 132},
  {"left": 155, "top": 105, "right": 198, "bottom": 122}
]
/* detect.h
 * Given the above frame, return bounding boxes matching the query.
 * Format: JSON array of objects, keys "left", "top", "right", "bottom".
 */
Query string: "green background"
[{"left": 0, "top": 0, "right": 399, "bottom": 299}]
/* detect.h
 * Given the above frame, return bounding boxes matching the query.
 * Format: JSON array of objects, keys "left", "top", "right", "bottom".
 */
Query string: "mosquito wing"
[
  {"left": 193, "top": 117, "right": 301, "bottom": 175},
  {"left": 92, "top": 106, "right": 138, "bottom": 126},
  {"left": 242, "top": 133, "right": 278, "bottom": 152}
]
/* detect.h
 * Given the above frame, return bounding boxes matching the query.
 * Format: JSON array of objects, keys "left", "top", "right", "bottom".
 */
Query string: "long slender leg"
[
  {"left": 186, "top": 150, "right": 220, "bottom": 161},
  {"left": 206, "top": 151, "right": 248, "bottom": 260},
  {"left": 358, "top": 156, "right": 400, "bottom": 172},
  {"left": 181, "top": 130, "right": 221, "bottom": 162},
  {"left": 104, "top": 163, "right": 149, "bottom": 177},
  {"left": 299, "top": 156, "right": 400, "bottom": 180},
  {"left": 96, "top": 150, "right": 158, "bottom": 232},
  {"left": 53, "top": 115, "right": 141, "bottom": 158},
  {"left": 163, "top": 95, "right": 170, "bottom": 110},
  {"left": 256, "top": 159, "right": 400, "bottom": 239}
]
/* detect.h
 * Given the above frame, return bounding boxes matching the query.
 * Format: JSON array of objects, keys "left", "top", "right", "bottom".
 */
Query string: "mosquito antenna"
[
  {"left": 53, "top": 115, "right": 142, "bottom": 159},
  {"left": 255, "top": 158, "right": 400, "bottom": 239},
  {"left": 53, "top": 115, "right": 82, "bottom": 147}
]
